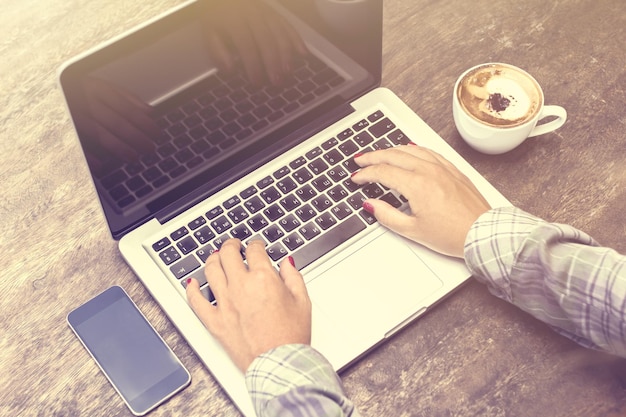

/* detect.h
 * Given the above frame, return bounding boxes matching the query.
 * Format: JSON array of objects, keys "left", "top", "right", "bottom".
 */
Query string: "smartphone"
[{"left": 67, "top": 286, "right": 191, "bottom": 416}]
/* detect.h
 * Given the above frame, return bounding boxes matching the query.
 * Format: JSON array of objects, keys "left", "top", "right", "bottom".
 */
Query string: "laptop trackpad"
[{"left": 307, "top": 233, "right": 443, "bottom": 349}]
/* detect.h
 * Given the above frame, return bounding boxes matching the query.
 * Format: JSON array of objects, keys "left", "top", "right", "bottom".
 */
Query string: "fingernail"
[
  {"left": 350, "top": 170, "right": 359, "bottom": 178},
  {"left": 186, "top": 278, "right": 192, "bottom": 285},
  {"left": 288, "top": 256, "right": 295, "bottom": 268},
  {"left": 408, "top": 141, "right": 418, "bottom": 146},
  {"left": 363, "top": 201, "right": 374, "bottom": 214},
  {"left": 353, "top": 152, "right": 363, "bottom": 159}
]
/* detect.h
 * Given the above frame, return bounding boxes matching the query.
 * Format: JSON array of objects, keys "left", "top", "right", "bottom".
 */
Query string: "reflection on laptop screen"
[{"left": 60, "top": 0, "right": 382, "bottom": 238}]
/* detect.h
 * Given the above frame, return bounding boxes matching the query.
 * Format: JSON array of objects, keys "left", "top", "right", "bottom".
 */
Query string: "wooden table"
[{"left": 2, "top": 0, "right": 625, "bottom": 415}]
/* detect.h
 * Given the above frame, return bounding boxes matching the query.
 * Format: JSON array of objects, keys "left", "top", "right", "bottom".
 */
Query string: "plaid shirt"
[
  {"left": 245, "top": 206, "right": 626, "bottom": 416},
  {"left": 246, "top": 344, "right": 360, "bottom": 417},
  {"left": 465, "top": 206, "right": 626, "bottom": 355}
]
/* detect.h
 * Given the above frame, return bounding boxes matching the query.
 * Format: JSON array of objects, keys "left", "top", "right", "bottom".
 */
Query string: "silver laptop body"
[{"left": 59, "top": 1, "right": 510, "bottom": 415}]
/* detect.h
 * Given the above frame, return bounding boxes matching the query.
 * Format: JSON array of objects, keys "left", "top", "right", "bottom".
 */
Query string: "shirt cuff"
[
  {"left": 245, "top": 344, "right": 348, "bottom": 412},
  {"left": 463, "top": 206, "right": 544, "bottom": 301}
]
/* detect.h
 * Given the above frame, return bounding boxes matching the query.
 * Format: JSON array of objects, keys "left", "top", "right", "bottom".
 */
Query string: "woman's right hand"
[{"left": 351, "top": 145, "right": 491, "bottom": 258}]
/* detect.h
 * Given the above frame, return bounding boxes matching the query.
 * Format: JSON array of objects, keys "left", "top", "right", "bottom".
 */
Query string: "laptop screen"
[{"left": 60, "top": 0, "right": 382, "bottom": 239}]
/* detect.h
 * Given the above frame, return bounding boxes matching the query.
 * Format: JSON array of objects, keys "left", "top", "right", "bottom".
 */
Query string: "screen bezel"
[{"left": 58, "top": 0, "right": 382, "bottom": 239}]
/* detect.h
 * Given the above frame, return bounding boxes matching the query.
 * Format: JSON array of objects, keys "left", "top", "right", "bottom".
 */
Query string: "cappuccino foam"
[{"left": 457, "top": 64, "right": 542, "bottom": 127}]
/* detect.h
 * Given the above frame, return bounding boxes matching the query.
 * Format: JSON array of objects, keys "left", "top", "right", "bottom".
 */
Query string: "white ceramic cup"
[{"left": 452, "top": 63, "right": 567, "bottom": 155}]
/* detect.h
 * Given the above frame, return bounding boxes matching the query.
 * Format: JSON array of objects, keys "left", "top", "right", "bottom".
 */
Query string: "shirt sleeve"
[
  {"left": 245, "top": 344, "right": 360, "bottom": 417},
  {"left": 464, "top": 206, "right": 626, "bottom": 356}
]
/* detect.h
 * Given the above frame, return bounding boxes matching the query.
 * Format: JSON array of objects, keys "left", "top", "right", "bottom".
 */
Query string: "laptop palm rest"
[{"left": 306, "top": 232, "right": 443, "bottom": 368}]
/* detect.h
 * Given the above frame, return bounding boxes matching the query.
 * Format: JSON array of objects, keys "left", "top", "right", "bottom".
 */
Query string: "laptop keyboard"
[
  {"left": 150, "top": 109, "right": 412, "bottom": 302},
  {"left": 99, "top": 54, "right": 346, "bottom": 211}
]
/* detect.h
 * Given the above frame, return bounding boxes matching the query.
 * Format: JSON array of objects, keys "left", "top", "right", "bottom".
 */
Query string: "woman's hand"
[
  {"left": 186, "top": 239, "right": 311, "bottom": 372},
  {"left": 351, "top": 145, "right": 491, "bottom": 258}
]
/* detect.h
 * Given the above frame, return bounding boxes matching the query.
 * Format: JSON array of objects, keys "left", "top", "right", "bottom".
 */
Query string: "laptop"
[{"left": 58, "top": 0, "right": 510, "bottom": 415}]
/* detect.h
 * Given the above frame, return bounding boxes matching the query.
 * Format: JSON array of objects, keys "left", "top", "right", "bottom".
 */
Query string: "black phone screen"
[{"left": 67, "top": 286, "right": 190, "bottom": 415}]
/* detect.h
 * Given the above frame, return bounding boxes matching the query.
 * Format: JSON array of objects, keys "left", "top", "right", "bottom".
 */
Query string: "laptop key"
[
  {"left": 291, "top": 215, "right": 366, "bottom": 269},
  {"left": 380, "top": 192, "right": 403, "bottom": 208},
  {"left": 177, "top": 236, "right": 198, "bottom": 255},
  {"left": 312, "top": 175, "right": 333, "bottom": 192},
  {"left": 152, "top": 237, "right": 170, "bottom": 252},
  {"left": 263, "top": 225, "right": 284, "bottom": 242},
  {"left": 328, "top": 184, "right": 348, "bottom": 202},
  {"left": 196, "top": 244, "right": 216, "bottom": 262},
  {"left": 373, "top": 137, "right": 393, "bottom": 150},
  {"left": 307, "top": 158, "right": 328, "bottom": 175},
  {"left": 264, "top": 204, "right": 285, "bottom": 222},
  {"left": 159, "top": 247, "right": 181, "bottom": 265},
  {"left": 354, "top": 131, "right": 374, "bottom": 147},
  {"left": 227, "top": 206, "right": 249, "bottom": 223},
  {"left": 367, "top": 110, "right": 384, "bottom": 123},
  {"left": 315, "top": 211, "right": 337, "bottom": 230},
  {"left": 337, "top": 128, "right": 354, "bottom": 141},
  {"left": 211, "top": 216, "right": 232, "bottom": 234},
  {"left": 342, "top": 178, "right": 361, "bottom": 192},
  {"left": 289, "top": 156, "right": 307, "bottom": 169},
  {"left": 321, "top": 137, "right": 338, "bottom": 150},
  {"left": 188, "top": 217, "right": 206, "bottom": 230},
  {"left": 327, "top": 166, "right": 348, "bottom": 182},
  {"left": 273, "top": 166, "right": 290, "bottom": 179},
  {"left": 244, "top": 195, "right": 265, "bottom": 214},
  {"left": 279, "top": 214, "right": 301, "bottom": 233},
  {"left": 276, "top": 177, "right": 297, "bottom": 194},
  {"left": 170, "top": 226, "right": 188, "bottom": 241},
  {"left": 323, "top": 149, "right": 343, "bottom": 165},
  {"left": 240, "top": 185, "right": 257, "bottom": 199},
  {"left": 292, "top": 167, "right": 313, "bottom": 184},
  {"left": 181, "top": 270, "right": 207, "bottom": 288},
  {"left": 347, "top": 192, "right": 366, "bottom": 210},
  {"left": 305, "top": 146, "right": 323, "bottom": 160},
  {"left": 359, "top": 209, "right": 377, "bottom": 225},
  {"left": 256, "top": 176, "right": 274, "bottom": 189},
  {"left": 170, "top": 256, "right": 201, "bottom": 280},
  {"left": 388, "top": 129, "right": 411, "bottom": 145},
  {"left": 311, "top": 194, "right": 332, "bottom": 212},
  {"left": 362, "top": 183, "right": 385, "bottom": 199},
  {"left": 261, "top": 186, "right": 282, "bottom": 203},
  {"left": 352, "top": 119, "right": 369, "bottom": 132},
  {"left": 279, "top": 194, "right": 301, "bottom": 212},
  {"left": 295, "top": 184, "right": 317, "bottom": 202},
  {"left": 282, "top": 232, "right": 305, "bottom": 251},
  {"left": 267, "top": 242, "right": 288, "bottom": 262},
  {"left": 231, "top": 224, "right": 252, "bottom": 240},
  {"left": 206, "top": 206, "right": 223, "bottom": 220},
  {"left": 247, "top": 213, "right": 269, "bottom": 232},
  {"left": 223, "top": 195, "right": 241, "bottom": 209},
  {"left": 295, "top": 204, "right": 317, "bottom": 222},
  {"left": 213, "top": 234, "right": 229, "bottom": 250},
  {"left": 298, "top": 222, "right": 321, "bottom": 240},
  {"left": 331, "top": 202, "right": 352, "bottom": 220},
  {"left": 194, "top": 226, "right": 216, "bottom": 244},
  {"left": 369, "top": 117, "right": 396, "bottom": 138},
  {"left": 342, "top": 157, "right": 360, "bottom": 173}
]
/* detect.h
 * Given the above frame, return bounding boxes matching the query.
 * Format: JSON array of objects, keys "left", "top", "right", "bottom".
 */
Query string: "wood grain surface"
[{"left": 1, "top": 0, "right": 625, "bottom": 416}]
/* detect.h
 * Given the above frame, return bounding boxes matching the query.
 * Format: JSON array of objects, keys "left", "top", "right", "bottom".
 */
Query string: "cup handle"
[{"left": 528, "top": 105, "right": 567, "bottom": 138}]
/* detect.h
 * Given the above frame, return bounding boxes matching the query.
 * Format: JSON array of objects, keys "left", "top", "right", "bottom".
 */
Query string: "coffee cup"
[{"left": 452, "top": 63, "right": 567, "bottom": 155}]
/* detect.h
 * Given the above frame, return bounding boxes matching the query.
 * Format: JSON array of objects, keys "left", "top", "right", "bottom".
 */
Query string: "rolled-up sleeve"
[
  {"left": 464, "top": 206, "right": 626, "bottom": 356},
  {"left": 246, "top": 344, "right": 359, "bottom": 417}
]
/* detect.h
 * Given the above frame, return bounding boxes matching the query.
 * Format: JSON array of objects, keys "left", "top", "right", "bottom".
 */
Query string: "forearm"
[
  {"left": 464, "top": 206, "right": 626, "bottom": 356},
  {"left": 246, "top": 344, "right": 359, "bottom": 417}
]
